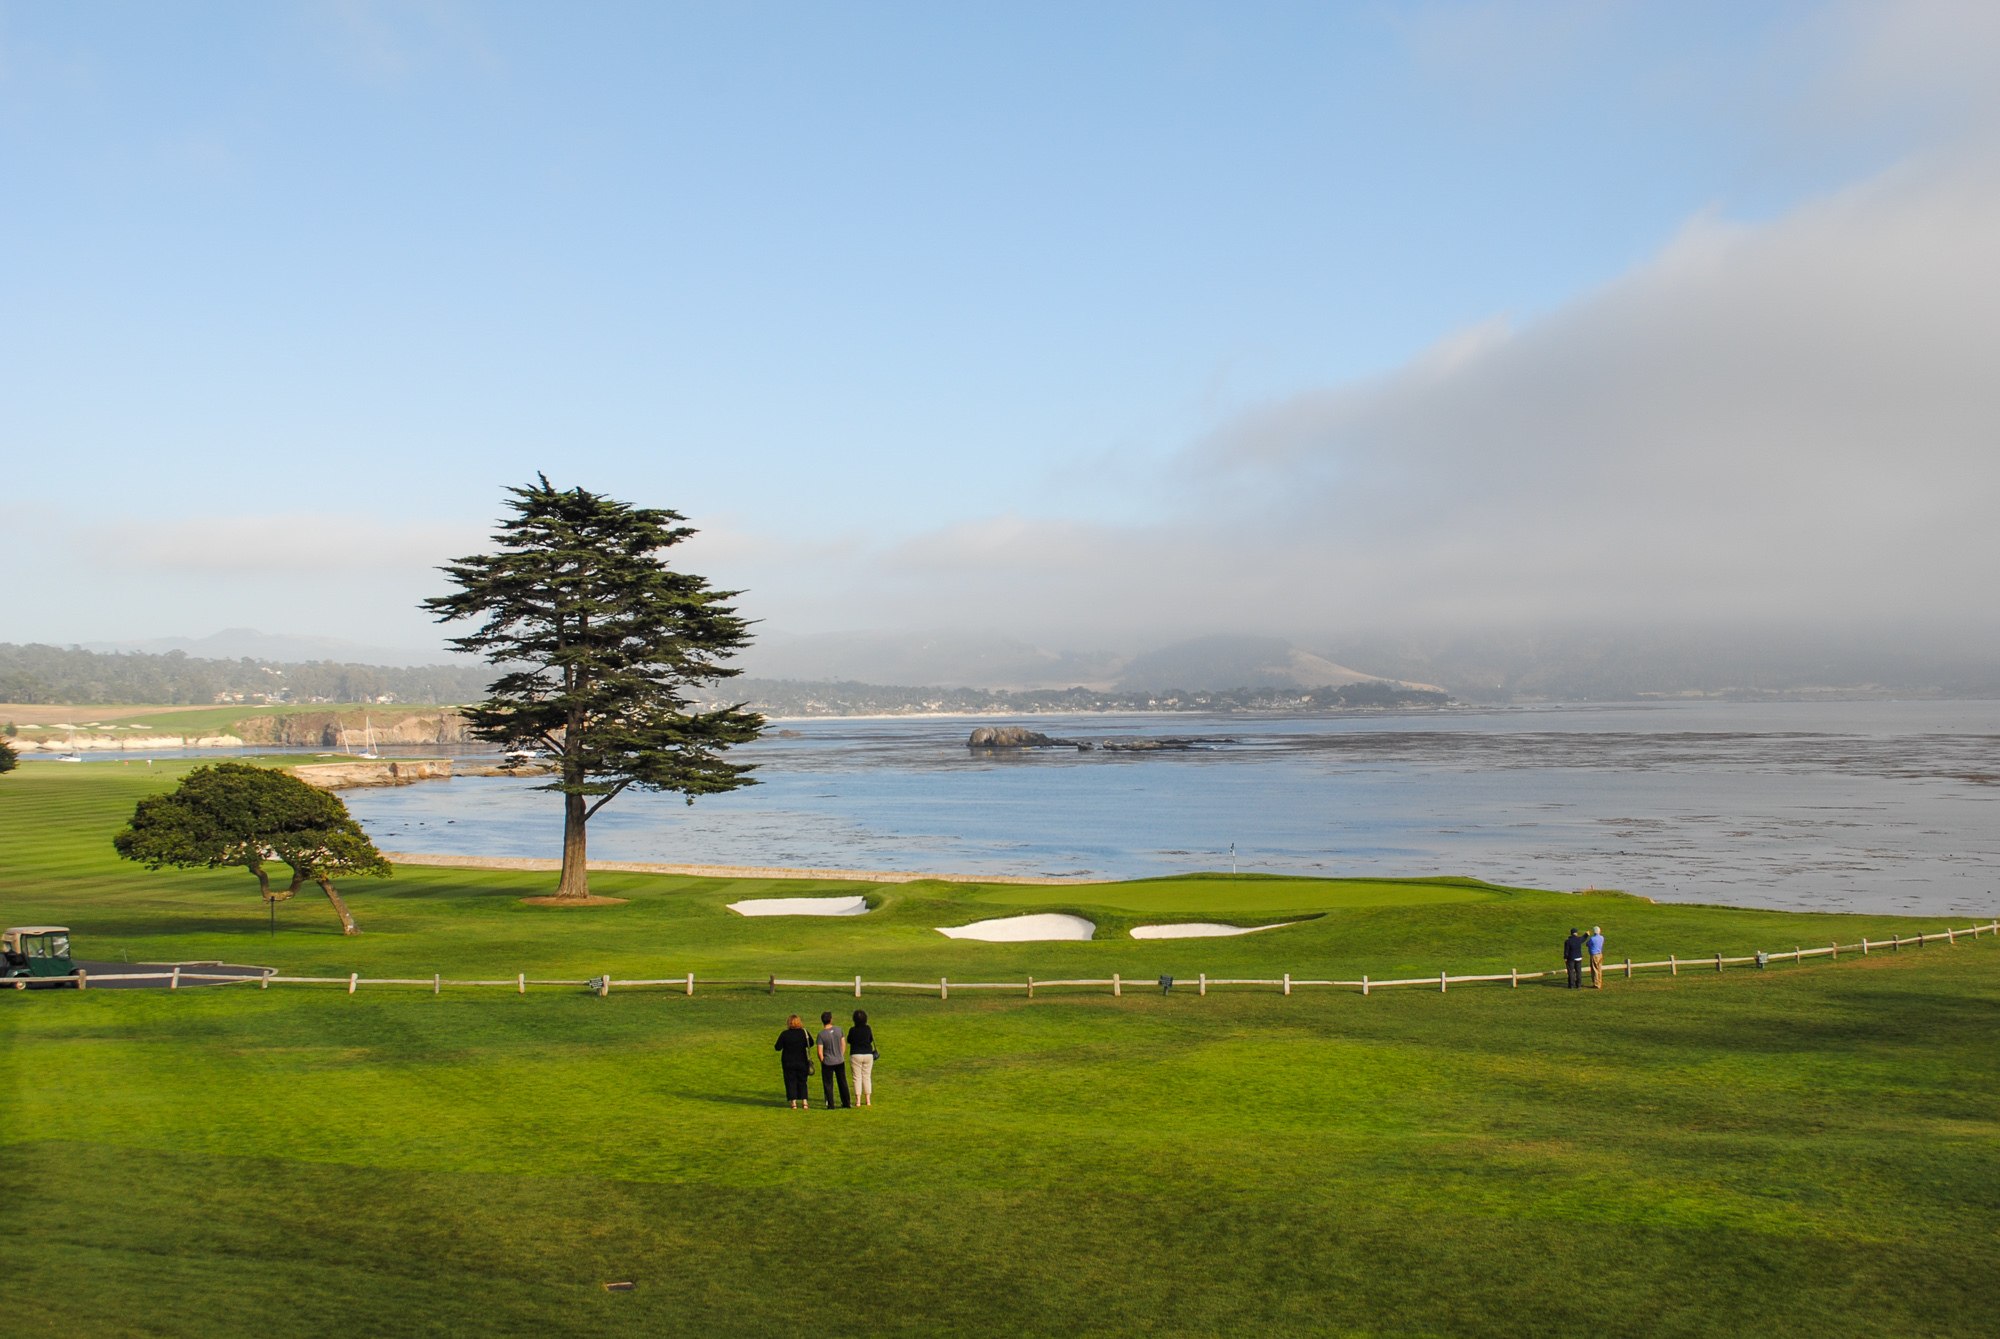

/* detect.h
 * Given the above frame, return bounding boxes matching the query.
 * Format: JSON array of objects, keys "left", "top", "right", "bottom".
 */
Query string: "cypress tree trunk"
[
  {"left": 555, "top": 790, "right": 590, "bottom": 900},
  {"left": 318, "top": 879, "right": 360, "bottom": 935}
]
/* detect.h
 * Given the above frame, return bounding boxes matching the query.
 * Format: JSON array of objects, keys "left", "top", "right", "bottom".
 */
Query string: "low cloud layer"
[{"left": 711, "top": 148, "right": 2000, "bottom": 653}]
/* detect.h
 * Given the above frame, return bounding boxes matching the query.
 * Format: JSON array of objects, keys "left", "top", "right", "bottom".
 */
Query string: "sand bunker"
[
  {"left": 727, "top": 896, "right": 871, "bottom": 917},
  {"left": 1129, "top": 920, "right": 1305, "bottom": 939},
  {"left": 937, "top": 913, "right": 1095, "bottom": 942}
]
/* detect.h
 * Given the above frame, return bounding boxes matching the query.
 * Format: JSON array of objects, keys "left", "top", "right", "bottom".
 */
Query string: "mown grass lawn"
[{"left": 3, "top": 762, "right": 1997, "bottom": 1337}]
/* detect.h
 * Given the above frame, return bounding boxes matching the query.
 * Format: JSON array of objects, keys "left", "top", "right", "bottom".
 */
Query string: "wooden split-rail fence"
[{"left": 34, "top": 920, "right": 2000, "bottom": 999}]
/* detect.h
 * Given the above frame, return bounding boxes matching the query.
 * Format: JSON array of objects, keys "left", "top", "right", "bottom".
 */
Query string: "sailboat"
[
  {"left": 55, "top": 726, "right": 84, "bottom": 763},
  {"left": 336, "top": 715, "right": 380, "bottom": 759}
]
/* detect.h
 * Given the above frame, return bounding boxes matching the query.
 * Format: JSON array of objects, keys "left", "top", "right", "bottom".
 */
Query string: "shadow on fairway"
[{"left": 685, "top": 1093, "right": 787, "bottom": 1109}]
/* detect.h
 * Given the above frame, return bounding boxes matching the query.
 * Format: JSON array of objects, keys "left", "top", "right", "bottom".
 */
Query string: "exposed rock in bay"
[{"left": 967, "top": 725, "right": 1087, "bottom": 750}]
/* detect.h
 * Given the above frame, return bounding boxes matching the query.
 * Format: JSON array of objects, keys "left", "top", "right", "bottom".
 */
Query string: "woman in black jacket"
[
  {"left": 847, "top": 1009, "right": 877, "bottom": 1108},
  {"left": 775, "top": 1014, "right": 813, "bottom": 1108}
]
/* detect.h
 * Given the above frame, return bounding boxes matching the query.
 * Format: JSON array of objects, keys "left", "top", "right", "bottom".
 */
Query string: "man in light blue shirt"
[{"left": 1587, "top": 926, "right": 1606, "bottom": 990}]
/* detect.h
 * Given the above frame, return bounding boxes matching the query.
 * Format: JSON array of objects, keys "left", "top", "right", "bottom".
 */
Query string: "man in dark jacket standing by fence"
[{"left": 1563, "top": 928, "right": 1586, "bottom": 989}]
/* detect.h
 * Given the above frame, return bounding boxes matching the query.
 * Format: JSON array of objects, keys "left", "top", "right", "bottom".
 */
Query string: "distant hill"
[
  {"left": 1322, "top": 627, "right": 2000, "bottom": 701},
  {"left": 741, "top": 631, "right": 1122, "bottom": 690},
  {"left": 84, "top": 627, "right": 461, "bottom": 668},
  {"left": 1114, "top": 635, "right": 1421, "bottom": 692},
  {"left": 742, "top": 631, "right": 1424, "bottom": 693},
  {"left": 0, "top": 642, "right": 492, "bottom": 706},
  {"left": 720, "top": 678, "right": 1448, "bottom": 717}
]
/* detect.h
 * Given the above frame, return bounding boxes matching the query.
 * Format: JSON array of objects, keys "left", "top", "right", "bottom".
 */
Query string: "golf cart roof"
[{"left": 4, "top": 926, "right": 69, "bottom": 936}]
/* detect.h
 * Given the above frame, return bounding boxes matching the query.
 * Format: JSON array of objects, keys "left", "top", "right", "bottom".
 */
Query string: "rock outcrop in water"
[{"left": 967, "top": 726, "right": 1087, "bottom": 750}]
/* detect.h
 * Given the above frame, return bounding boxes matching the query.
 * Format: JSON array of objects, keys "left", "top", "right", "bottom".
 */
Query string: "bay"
[{"left": 339, "top": 699, "right": 2000, "bottom": 917}]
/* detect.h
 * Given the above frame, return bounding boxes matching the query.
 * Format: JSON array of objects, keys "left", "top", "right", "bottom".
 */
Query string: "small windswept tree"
[
  {"left": 113, "top": 762, "right": 389, "bottom": 934},
  {"left": 0, "top": 737, "right": 16, "bottom": 774},
  {"left": 425, "top": 477, "right": 764, "bottom": 901}
]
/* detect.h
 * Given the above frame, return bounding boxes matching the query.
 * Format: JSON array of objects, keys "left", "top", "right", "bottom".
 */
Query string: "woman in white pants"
[{"left": 847, "top": 1009, "right": 877, "bottom": 1106}]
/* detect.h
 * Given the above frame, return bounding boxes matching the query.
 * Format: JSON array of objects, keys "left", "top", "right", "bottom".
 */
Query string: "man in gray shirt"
[{"left": 816, "top": 1011, "right": 851, "bottom": 1109}]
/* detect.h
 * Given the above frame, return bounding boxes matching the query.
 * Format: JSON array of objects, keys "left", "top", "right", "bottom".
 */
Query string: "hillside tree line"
[{"left": 0, "top": 643, "right": 494, "bottom": 706}]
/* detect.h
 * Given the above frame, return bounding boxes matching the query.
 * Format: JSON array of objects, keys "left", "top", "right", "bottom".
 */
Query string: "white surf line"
[
  {"left": 1129, "top": 920, "right": 1306, "bottom": 939},
  {"left": 936, "top": 913, "right": 1096, "bottom": 942},
  {"left": 727, "top": 896, "right": 871, "bottom": 917}
]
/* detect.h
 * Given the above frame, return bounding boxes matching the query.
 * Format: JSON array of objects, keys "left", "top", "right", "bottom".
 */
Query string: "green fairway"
[
  {"left": 966, "top": 870, "right": 1505, "bottom": 915},
  {"left": 4, "top": 761, "right": 1998, "bottom": 1336}
]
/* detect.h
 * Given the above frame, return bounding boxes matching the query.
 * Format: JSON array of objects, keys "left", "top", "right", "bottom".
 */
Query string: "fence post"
[
  {"left": 1947, "top": 927, "right": 1956, "bottom": 945},
  {"left": 1625, "top": 957, "right": 1632, "bottom": 980},
  {"left": 940, "top": 977, "right": 948, "bottom": 1000},
  {"left": 1861, "top": 938, "right": 1868, "bottom": 956},
  {"left": 76, "top": 969, "right": 88, "bottom": 991},
  {"left": 1794, "top": 947, "right": 1801, "bottom": 963},
  {"left": 768, "top": 975, "right": 776, "bottom": 994},
  {"left": 1362, "top": 975, "right": 1369, "bottom": 996},
  {"left": 1830, "top": 941, "right": 1838, "bottom": 961},
  {"left": 1112, "top": 973, "right": 1121, "bottom": 998},
  {"left": 433, "top": 973, "right": 441, "bottom": 996},
  {"left": 1714, "top": 952, "right": 1722, "bottom": 972},
  {"left": 852, "top": 975, "right": 860, "bottom": 999},
  {"left": 1670, "top": 954, "right": 1677, "bottom": 977},
  {"left": 1282, "top": 972, "right": 1291, "bottom": 996},
  {"left": 1026, "top": 976, "right": 1034, "bottom": 999},
  {"left": 1918, "top": 934, "right": 1925, "bottom": 948},
  {"left": 261, "top": 970, "right": 271, "bottom": 991},
  {"left": 1440, "top": 970, "right": 1447, "bottom": 994},
  {"left": 518, "top": 972, "right": 526, "bottom": 994},
  {"left": 1198, "top": 972, "right": 1207, "bottom": 997},
  {"left": 1511, "top": 967, "right": 1518, "bottom": 988},
  {"left": 599, "top": 975, "right": 611, "bottom": 998},
  {"left": 689, "top": 972, "right": 697, "bottom": 997},
  {"left": 170, "top": 966, "right": 180, "bottom": 991},
  {"left": 348, "top": 972, "right": 358, "bottom": 995}
]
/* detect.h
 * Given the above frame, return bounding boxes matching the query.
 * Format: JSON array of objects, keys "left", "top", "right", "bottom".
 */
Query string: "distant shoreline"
[{"left": 388, "top": 851, "right": 1098, "bottom": 886}]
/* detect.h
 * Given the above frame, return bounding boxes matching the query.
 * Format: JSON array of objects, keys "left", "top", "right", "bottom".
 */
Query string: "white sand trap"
[
  {"left": 1129, "top": 920, "right": 1305, "bottom": 939},
  {"left": 727, "top": 896, "right": 871, "bottom": 917},
  {"left": 937, "top": 913, "right": 1095, "bottom": 942}
]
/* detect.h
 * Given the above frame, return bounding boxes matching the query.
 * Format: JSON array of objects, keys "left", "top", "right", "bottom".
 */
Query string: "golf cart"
[{"left": 3, "top": 926, "right": 78, "bottom": 988}]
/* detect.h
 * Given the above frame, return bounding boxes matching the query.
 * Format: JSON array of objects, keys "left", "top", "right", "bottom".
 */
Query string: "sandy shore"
[{"left": 387, "top": 852, "right": 1098, "bottom": 886}]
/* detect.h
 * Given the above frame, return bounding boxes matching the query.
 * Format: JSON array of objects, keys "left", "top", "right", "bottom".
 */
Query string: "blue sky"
[{"left": 4, "top": 2, "right": 1997, "bottom": 658}]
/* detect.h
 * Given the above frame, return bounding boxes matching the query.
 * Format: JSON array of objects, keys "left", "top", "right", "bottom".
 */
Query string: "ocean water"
[{"left": 337, "top": 700, "right": 2000, "bottom": 917}]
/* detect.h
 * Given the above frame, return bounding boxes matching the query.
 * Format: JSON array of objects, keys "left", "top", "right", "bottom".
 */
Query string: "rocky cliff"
[{"left": 232, "top": 710, "right": 474, "bottom": 748}]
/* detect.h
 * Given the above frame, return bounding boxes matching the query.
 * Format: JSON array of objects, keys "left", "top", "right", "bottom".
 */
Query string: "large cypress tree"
[{"left": 425, "top": 477, "right": 764, "bottom": 901}]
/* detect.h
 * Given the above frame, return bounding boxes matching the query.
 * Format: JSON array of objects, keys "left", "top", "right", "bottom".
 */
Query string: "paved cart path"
[{"left": 66, "top": 960, "right": 273, "bottom": 989}]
